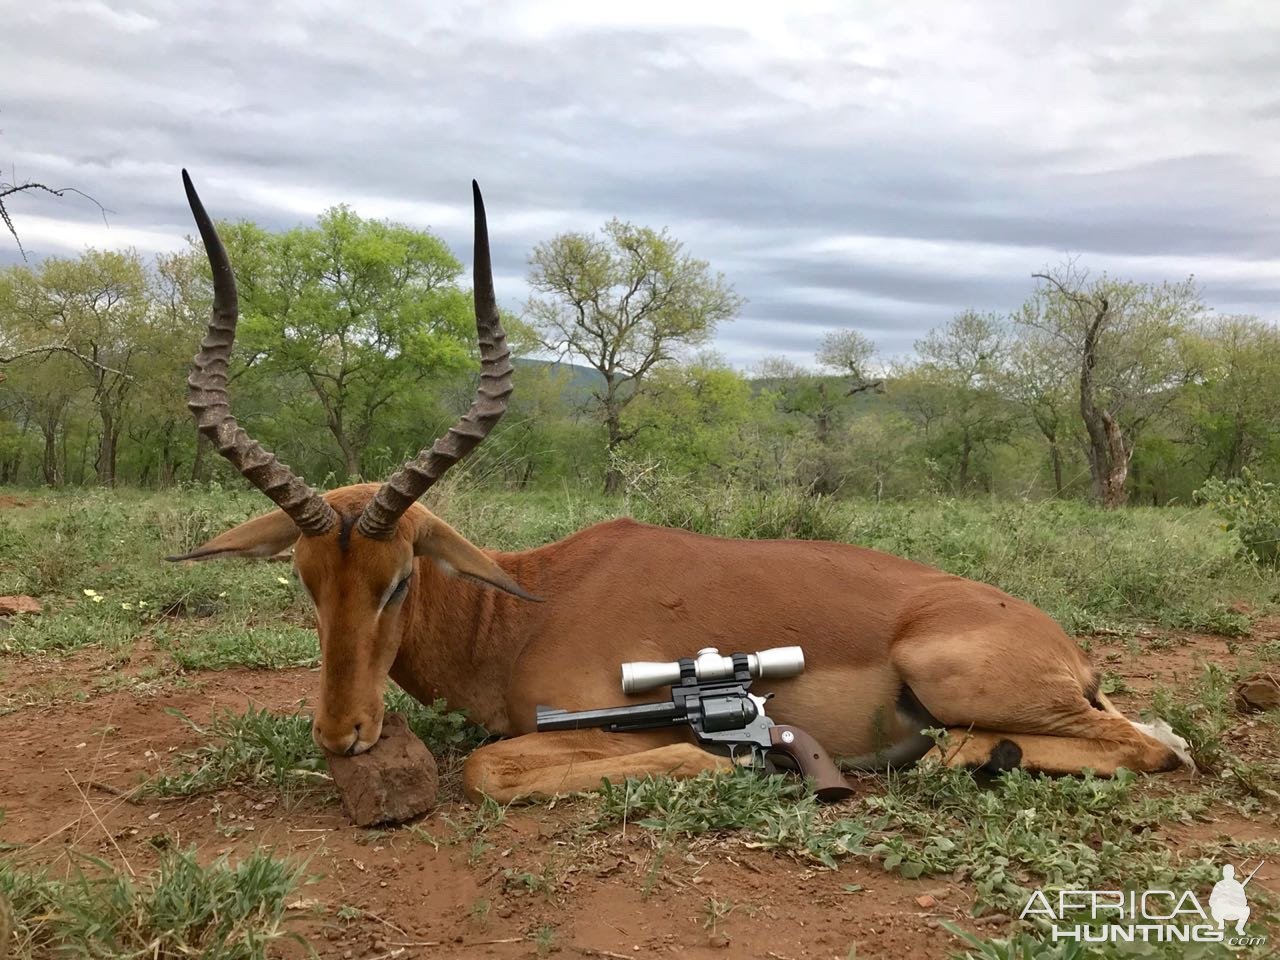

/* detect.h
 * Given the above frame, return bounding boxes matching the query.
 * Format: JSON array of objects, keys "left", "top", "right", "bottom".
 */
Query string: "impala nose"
[{"left": 312, "top": 719, "right": 369, "bottom": 757}]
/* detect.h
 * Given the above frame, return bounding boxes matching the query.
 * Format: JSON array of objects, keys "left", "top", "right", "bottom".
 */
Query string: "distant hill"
[
  {"left": 512, "top": 358, "right": 894, "bottom": 414},
  {"left": 513, "top": 357, "right": 605, "bottom": 399}
]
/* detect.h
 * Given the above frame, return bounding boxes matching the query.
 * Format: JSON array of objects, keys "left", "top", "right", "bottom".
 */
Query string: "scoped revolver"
[{"left": 535, "top": 646, "right": 853, "bottom": 801}]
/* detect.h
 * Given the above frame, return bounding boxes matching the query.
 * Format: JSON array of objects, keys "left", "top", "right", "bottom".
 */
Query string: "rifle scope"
[{"left": 620, "top": 645, "right": 804, "bottom": 695}]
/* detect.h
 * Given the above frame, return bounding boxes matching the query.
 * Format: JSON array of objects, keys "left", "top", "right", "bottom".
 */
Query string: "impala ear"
[
  {"left": 413, "top": 518, "right": 543, "bottom": 602},
  {"left": 166, "top": 509, "right": 302, "bottom": 562}
]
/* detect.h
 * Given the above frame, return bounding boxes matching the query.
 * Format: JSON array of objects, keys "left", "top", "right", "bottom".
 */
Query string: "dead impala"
[{"left": 169, "top": 171, "right": 1192, "bottom": 803}]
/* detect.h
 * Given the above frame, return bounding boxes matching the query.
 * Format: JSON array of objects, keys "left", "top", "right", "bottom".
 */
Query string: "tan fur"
[{"left": 176, "top": 484, "right": 1191, "bottom": 798}]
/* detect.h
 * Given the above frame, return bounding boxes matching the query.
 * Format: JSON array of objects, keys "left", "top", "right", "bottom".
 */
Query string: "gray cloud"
[{"left": 3, "top": 0, "right": 1278, "bottom": 368}]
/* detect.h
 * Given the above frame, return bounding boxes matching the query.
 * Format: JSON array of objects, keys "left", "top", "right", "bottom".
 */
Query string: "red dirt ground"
[{"left": 1, "top": 625, "right": 1277, "bottom": 959}]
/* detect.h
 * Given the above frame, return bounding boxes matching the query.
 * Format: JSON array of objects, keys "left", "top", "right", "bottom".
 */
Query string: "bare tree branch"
[
  {"left": 0, "top": 177, "right": 111, "bottom": 261},
  {"left": 0, "top": 345, "right": 135, "bottom": 381}
]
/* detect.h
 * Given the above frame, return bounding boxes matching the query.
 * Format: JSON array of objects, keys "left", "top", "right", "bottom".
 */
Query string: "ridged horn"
[
  {"left": 355, "top": 180, "right": 513, "bottom": 540},
  {"left": 181, "top": 169, "right": 338, "bottom": 537}
]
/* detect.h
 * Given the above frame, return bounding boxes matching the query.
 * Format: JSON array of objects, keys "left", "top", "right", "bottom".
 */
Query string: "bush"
[{"left": 1194, "top": 469, "right": 1280, "bottom": 564}]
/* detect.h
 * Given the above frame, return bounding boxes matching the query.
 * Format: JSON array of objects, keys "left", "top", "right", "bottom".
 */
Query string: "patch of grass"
[
  {"left": 593, "top": 760, "right": 1216, "bottom": 915},
  {"left": 531, "top": 922, "right": 557, "bottom": 955},
  {"left": 841, "top": 499, "right": 1269, "bottom": 635},
  {"left": 145, "top": 705, "right": 324, "bottom": 799},
  {"left": 145, "top": 687, "right": 486, "bottom": 800},
  {"left": 164, "top": 623, "right": 318, "bottom": 671},
  {"left": 0, "top": 845, "right": 304, "bottom": 959},
  {"left": 594, "top": 766, "right": 872, "bottom": 868},
  {"left": 502, "top": 863, "right": 559, "bottom": 897},
  {"left": 1148, "top": 664, "right": 1236, "bottom": 774},
  {"left": 1148, "top": 663, "right": 1280, "bottom": 807},
  {"left": 944, "top": 923, "right": 1088, "bottom": 959}
]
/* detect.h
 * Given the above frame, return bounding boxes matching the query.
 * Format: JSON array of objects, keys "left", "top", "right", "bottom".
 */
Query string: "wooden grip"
[{"left": 768, "top": 725, "right": 854, "bottom": 801}]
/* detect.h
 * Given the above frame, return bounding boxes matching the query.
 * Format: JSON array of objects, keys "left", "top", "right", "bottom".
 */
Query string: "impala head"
[{"left": 168, "top": 170, "right": 538, "bottom": 757}]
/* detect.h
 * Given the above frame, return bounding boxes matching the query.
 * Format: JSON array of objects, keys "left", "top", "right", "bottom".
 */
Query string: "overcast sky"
[{"left": 4, "top": 1, "right": 1279, "bottom": 369}]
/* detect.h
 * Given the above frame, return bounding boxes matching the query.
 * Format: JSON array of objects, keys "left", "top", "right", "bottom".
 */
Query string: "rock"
[
  {"left": 325, "top": 714, "right": 438, "bottom": 827},
  {"left": 1235, "top": 673, "right": 1280, "bottom": 713},
  {"left": 0, "top": 595, "right": 41, "bottom": 616},
  {"left": 915, "top": 894, "right": 937, "bottom": 909}
]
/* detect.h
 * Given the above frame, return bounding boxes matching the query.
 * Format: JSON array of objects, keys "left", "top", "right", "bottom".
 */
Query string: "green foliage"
[
  {"left": 594, "top": 766, "right": 872, "bottom": 868},
  {"left": 0, "top": 846, "right": 303, "bottom": 959},
  {"left": 593, "top": 762, "right": 1214, "bottom": 914},
  {"left": 944, "top": 924, "right": 1088, "bottom": 960},
  {"left": 385, "top": 685, "right": 490, "bottom": 753},
  {"left": 525, "top": 216, "right": 744, "bottom": 492},
  {"left": 145, "top": 705, "right": 324, "bottom": 798},
  {"left": 1194, "top": 469, "right": 1280, "bottom": 564},
  {"left": 622, "top": 469, "right": 850, "bottom": 542},
  {"left": 164, "top": 623, "right": 318, "bottom": 671},
  {"left": 146, "top": 686, "right": 484, "bottom": 799},
  {"left": 839, "top": 498, "right": 1266, "bottom": 635},
  {"left": 213, "top": 206, "right": 477, "bottom": 478}
]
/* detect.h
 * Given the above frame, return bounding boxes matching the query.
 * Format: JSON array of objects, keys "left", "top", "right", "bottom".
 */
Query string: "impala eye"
[{"left": 387, "top": 575, "right": 411, "bottom": 603}]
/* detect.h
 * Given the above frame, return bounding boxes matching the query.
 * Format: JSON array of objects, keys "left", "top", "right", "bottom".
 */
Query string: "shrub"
[{"left": 1194, "top": 469, "right": 1280, "bottom": 565}]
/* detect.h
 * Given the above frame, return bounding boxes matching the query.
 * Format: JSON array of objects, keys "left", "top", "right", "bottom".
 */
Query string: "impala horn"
[
  {"left": 180, "top": 169, "right": 338, "bottom": 537},
  {"left": 355, "top": 180, "right": 513, "bottom": 541}
]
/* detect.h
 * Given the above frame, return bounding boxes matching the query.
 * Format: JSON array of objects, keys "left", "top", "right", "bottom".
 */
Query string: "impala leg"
[
  {"left": 922, "top": 725, "right": 1189, "bottom": 776},
  {"left": 895, "top": 626, "right": 1193, "bottom": 776},
  {"left": 461, "top": 729, "right": 738, "bottom": 804}
]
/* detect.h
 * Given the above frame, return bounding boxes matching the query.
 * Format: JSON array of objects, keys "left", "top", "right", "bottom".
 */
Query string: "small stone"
[
  {"left": 0, "top": 596, "right": 40, "bottom": 616},
  {"left": 325, "top": 714, "right": 438, "bottom": 827},
  {"left": 915, "top": 895, "right": 937, "bottom": 909},
  {"left": 1235, "top": 674, "right": 1280, "bottom": 713}
]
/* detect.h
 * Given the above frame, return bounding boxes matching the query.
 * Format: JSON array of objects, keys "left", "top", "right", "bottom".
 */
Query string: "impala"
[{"left": 169, "top": 171, "right": 1192, "bottom": 803}]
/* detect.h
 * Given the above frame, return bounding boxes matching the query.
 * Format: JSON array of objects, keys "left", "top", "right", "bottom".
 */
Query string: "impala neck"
[{"left": 389, "top": 548, "right": 538, "bottom": 734}]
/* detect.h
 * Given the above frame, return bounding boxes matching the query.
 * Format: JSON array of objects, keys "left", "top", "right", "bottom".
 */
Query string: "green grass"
[
  {"left": 3, "top": 482, "right": 1278, "bottom": 957},
  {"left": 593, "top": 762, "right": 1220, "bottom": 915},
  {"left": 145, "top": 705, "right": 325, "bottom": 799},
  {"left": 162, "top": 623, "right": 318, "bottom": 671},
  {"left": 0, "top": 846, "right": 304, "bottom": 960},
  {"left": 145, "top": 685, "right": 487, "bottom": 799},
  {"left": 2, "top": 484, "right": 1274, "bottom": 667}
]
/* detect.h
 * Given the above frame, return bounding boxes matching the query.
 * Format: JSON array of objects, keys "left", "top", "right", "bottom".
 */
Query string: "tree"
[
  {"left": 753, "top": 329, "right": 884, "bottom": 496},
  {"left": 526, "top": 218, "right": 743, "bottom": 493},
  {"left": 1027, "top": 263, "right": 1205, "bottom": 507},
  {"left": 1181, "top": 315, "right": 1280, "bottom": 481},
  {"left": 816, "top": 328, "right": 883, "bottom": 395},
  {"left": 1004, "top": 306, "right": 1077, "bottom": 496},
  {"left": 210, "top": 207, "right": 478, "bottom": 479},
  {"left": 624, "top": 352, "right": 766, "bottom": 480},
  {"left": 1, "top": 250, "right": 150, "bottom": 485},
  {"left": 911, "top": 310, "right": 1014, "bottom": 492},
  {"left": 127, "top": 250, "right": 208, "bottom": 486}
]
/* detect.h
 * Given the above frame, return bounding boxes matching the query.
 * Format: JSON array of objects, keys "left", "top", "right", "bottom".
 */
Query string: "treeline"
[{"left": 1, "top": 205, "right": 1277, "bottom": 507}]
